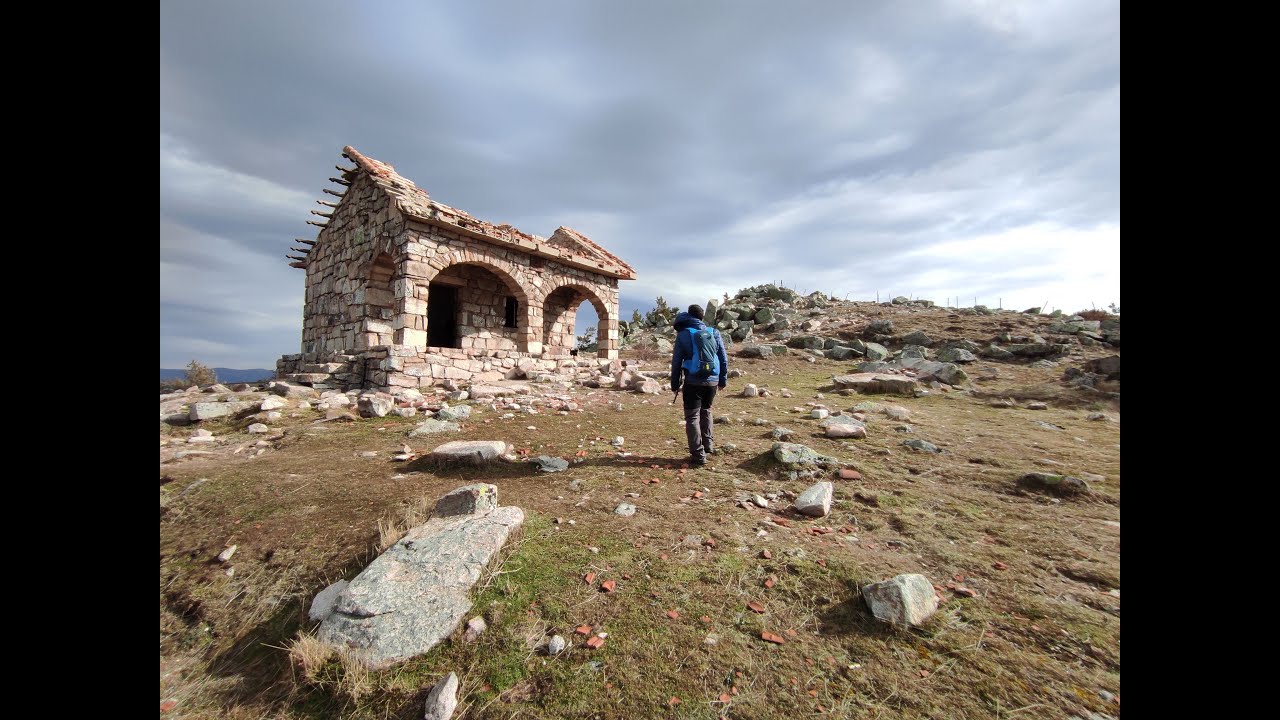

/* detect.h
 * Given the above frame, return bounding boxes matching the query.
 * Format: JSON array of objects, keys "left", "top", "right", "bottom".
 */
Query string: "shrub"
[{"left": 184, "top": 360, "right": 217, "bottom": 387}]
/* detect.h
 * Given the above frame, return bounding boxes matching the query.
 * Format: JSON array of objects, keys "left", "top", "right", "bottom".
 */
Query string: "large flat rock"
[
  {"left": 831, "top": 373, "right": 919, "bottom": 395},
  {"left": 317, "top": 505, "right": 525, "bottom": 668},
  {"left": 429, "top": 440, "right": 510, "bottom": 463}
]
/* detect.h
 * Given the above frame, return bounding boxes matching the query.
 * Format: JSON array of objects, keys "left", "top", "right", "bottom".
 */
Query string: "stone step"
[{"left": 290, "top": 373, "right": 333, "bottom": 384}]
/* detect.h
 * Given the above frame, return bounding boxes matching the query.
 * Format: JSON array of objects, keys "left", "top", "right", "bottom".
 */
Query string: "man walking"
[{"left": 670, "top": 305, "right": 729, "bottom": 466}]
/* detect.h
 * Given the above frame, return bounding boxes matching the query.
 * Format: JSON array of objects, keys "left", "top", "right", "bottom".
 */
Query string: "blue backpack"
[{"left": 681, "top": 327, "right": 720, "bottom": 380}]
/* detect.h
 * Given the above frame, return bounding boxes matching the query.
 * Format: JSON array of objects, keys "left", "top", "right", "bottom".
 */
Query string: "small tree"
[
  {"left": 185, "top": 359, "right": 217, "bottom": 387},
  {"left": 631, "top": 308, "right": 643, "bottom": 324},
  {"left": 576, "top": 325, "right": 598, "bottom": 352},
  {"left": 645, "top": 296, "right": 675, "bottom": 326}
]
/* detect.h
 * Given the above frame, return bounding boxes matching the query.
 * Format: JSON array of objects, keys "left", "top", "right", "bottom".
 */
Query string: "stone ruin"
[{"left": 276, "top": 146, "right": 636, "bottom": 391}]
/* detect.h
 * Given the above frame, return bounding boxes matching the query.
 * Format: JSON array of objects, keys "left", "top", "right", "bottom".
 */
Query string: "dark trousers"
[{"left": 682, "top": 384, "right": 718, "bottom": 457}]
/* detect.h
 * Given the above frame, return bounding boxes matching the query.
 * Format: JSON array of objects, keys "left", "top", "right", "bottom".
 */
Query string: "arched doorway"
[
  {"left": 426, "top": 262, "right": 531, "bottom": 352},
  {"left": 542, "top": 284, "right": 611, "bottom": 358}
]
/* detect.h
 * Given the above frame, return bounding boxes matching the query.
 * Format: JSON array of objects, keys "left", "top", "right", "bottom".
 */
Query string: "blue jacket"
[{"left": 670, "top": 311, "right": 729, "bottom": 390}]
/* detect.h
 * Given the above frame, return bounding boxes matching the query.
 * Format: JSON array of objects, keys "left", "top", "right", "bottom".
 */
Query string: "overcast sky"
[{"left": 160, "top": 0, "right": 1119, "bottom": 369}]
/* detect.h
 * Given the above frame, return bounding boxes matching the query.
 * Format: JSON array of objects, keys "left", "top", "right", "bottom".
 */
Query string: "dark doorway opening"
[{"left": 427, "top": 283, "right": 460, "bottom": 348}]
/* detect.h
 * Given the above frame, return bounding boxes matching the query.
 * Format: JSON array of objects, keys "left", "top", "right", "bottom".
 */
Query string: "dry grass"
[{"left": 160, "top": 300, "right": 1119, "bottom": 719}]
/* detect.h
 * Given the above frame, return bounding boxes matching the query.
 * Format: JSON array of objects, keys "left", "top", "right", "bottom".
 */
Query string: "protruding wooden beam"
[
  {"left": 307, "top": 220, "right": 328, "bottom": 228},
  {"left": 290, "top": 247, "right": 312, "bottom": 254},
  {"left": 316, "top": 200, "right": 339, "bottom": 208},
  {"left": 336, "top": 165, "right": 356, "bottom": 173},
  {"left": 323, "top": 188, "right": 345, "bottom": 197},
  {"left": 329, "top": 177, "right": 351, "bottom": 186},
  {"left": 289, "top": 261, "right": 307, "bottom": 269},
  {"left": 287, "top": 254, "right": 307, "bottom": 261},
  {"left": 310, "top": 210, "right": 333, "bottom": 218},
  {"left": 295, "top": 238, "right": 317, "bottom": 246}
]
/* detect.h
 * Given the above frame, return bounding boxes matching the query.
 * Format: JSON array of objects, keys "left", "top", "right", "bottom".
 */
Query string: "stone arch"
[
  {"left": 418, "top": 255, "right": 535, "bottom": 352},
  {"left": 541, "top": 283, "right": 614, "bottom": 359}
]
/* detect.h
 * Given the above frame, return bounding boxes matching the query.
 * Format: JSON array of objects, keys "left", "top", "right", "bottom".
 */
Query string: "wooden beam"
[
  {"left": 316, "top": 200, "right": 339, "bottom": 208},
  {"left": 287, "top": 254, "right": 307, "bottom": 261},
  {"left": 310, "top": 210, "right": 333, "bottom": 218},
  {"left": 294, "top": 238, "right": 317, "bottom": 246},
  {"left": 290, "top": 247, "right": 312, "bottom": 254},
  {"left": 289, "top": 261, "right": 307, "bottom": 269},
  {"left": 336, "top": 165, "right": 356, "bottom": 173},
  {"left": 307, "top": 220, "right": 327, "bottom": 228},
  {"left": 323, "top": 188, "right": 345, "bottom": 197},
  {"left": 329, "top": 177, "right": 351, "bottom": 186}
]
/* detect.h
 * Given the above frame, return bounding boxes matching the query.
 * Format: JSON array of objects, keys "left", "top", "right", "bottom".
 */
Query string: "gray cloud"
[{"left": 161, "top": 0, "right": 1119, "bottom": 367}]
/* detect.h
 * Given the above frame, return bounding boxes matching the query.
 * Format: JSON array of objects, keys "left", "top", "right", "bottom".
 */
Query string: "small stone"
[
  {"left": 795, "top": 482, "right": 834, "bottom": 517},
  {"left": 614, "top": 503, "right": 637, "bottom": 517},
  {"left": 1027, "top": 401, "right": 1048, "bottom": 410},
  {"left": 742, "top": 384, "right": 759, "bottom": 397},
  {"left": 839, "top": 469, "right": 862, "bottom": 480},
  {"left": 902, "top": 439, "right": 940, "bottom": 453},
  {"left": 752, "top": 494, "right": 769, "bottom": 508},
  {"left": 532, "top": 455, "right": 570, "bottom": 473},
  {"left": 423, "top": 672, "right": 459, "bottom": 720},
  {"left": 812, "top": 408, "right": 829, "bottom": 419},
  {"left": 463, "top": 616, "right": 487, "bottom": 642},
  {"left": 216, "top": 545, "right": 237, "bottom": 563},
  {"left": 547, "top": 635, "right": 566, "bottom": 655},
  {"left": 247, "top": 423, "right": 269, "bottom": 434},
  {"left": 862, "top": 574, "right": 938, "bottom": 626},
  {"left": 611, "top": 436, "right": 625, "bottom": 446}
]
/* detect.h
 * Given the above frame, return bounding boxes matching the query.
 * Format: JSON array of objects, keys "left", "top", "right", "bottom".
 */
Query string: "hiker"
[{"left": 670, "top": 304, "right": 729, "bottom": 465}]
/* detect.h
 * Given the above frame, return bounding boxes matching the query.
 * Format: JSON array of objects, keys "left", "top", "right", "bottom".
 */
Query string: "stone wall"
[
  {"left": 278, "top": 346, "right": 564, "bottom": 391},
  {"left": 300, "top": 172, "right": 405, "bottom": 353}
]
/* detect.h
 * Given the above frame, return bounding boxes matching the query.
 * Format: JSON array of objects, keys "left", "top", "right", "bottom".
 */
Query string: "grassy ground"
[{"left": 161, "top": 314, "right": 1119, "bottom": 719}]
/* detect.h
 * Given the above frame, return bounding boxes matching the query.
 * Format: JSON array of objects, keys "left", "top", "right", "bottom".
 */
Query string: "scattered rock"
[
  {"left": 862, "top": 574, "right": 939, "bottom": 626},
  {"left": 429, "top": 441, "right": 510, "bottom": 465},
  {"left": 309, "top": 580, "right": 350, "bottom": 623},
  {"left": 435, "top": 405, "right": 472, "bottom": 422},
  {"left": 216, "top": 545, "right": 237, "bottom": 563},
  {"left": 247, "top": 423, "right": 269, "bottom": 434},
  {"left": 423, "top": 672, "right": 459, "bottom": 720},
  {"left": 614, "top": 503, "right": 637, "bottom": 517},
  {"left": 883, "top": 405, "right": 910, "bottom": 420},
  {"left": 409, "top": 419, "right": 461, "bottom": 436},
  {"left": 1018, "top": 472, "right": 1090, "bottom": 496},
  {"left": 742, "top": 384, "right": 759, "bottom": 397},
  {"left": 463, "top": 616, "right": 487, "bottom": 642},
  {"left": 832, "top": 374, "right": 918, "bottom": 395},
  {"left": 826, "top": 423, "right": 867, "bottom": 439},
  {"left": 772, "top": 442, "right": 840, "bottom": 467},
  {"left": 358, "top": 393, "right": 395, "bottom": 418},
  {"left": 795, "top": 482, "right": 834, "bottom": 517},
  {"left": 260, "top": 396, "right": 287, "bottom": 411},
  {"left": 902, "top": 439, "right": 940, "bottom": 453},
  {"left": 532, "top": 456, "right": 569, "bottom": 473},
  {"left": 547, "top": 635, "right": 566, "bottom": 655},
  {"left": 436, "top": 484, "right": 500, "bottom": 517}
]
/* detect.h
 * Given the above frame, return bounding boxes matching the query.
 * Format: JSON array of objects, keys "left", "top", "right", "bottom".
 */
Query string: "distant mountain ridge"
[{"left": 160, "top": 368, "right": 275, "bottom": 383}]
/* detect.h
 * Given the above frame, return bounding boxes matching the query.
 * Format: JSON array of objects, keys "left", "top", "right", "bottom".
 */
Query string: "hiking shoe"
[
  {"left": 703, "top": 443, "right": 715, "bottom": 455},
  {"left": 691, "top": 454, "right": 708, "bottom": 466}
]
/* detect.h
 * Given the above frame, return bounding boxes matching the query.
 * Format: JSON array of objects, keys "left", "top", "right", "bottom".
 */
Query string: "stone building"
[{"left": 277, "top": 146, "right": 635, "bottom": 390}]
